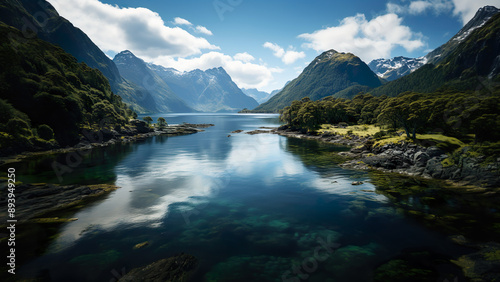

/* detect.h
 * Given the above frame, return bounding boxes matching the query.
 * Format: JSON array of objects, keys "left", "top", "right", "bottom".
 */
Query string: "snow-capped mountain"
[
  {"left": 368, "top": 56, "right": 427, "bottom": 81},
  {"left": 425, "top": 5, "right": 499, "bottom": 65},
  {"left": 369, "top": 6, "right": 500, "bottom": 81}
]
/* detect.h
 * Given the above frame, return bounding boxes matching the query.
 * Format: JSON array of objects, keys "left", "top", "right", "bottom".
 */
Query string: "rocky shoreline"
[
  {"left": 0, "top": 183, "right": 119, "bottom": 225},
  {"left": 272, "top": 126, "right": 500, "bottom": 189},
  {"left": 0, "top": 121, "right": 213, "bottom": 166},
  {"left": 271, "top": 126, "right": 500, "bottom": 281},
  {"left": 0, "top": 121, "right": 214, "bottom": 225}
]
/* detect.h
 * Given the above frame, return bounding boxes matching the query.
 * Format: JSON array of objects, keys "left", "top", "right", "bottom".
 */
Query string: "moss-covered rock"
[{"left": 120, "top": 253, "right": 197, "bottom": 282}]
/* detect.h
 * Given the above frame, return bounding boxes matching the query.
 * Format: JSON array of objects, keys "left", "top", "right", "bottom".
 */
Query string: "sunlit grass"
[{"left": 319, "top": 124, "right": 381, "bottom": 137}]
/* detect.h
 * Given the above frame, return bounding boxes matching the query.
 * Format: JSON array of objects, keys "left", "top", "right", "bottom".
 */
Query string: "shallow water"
[{"left": 7, "top": 114, "right": 486, "bottom": 281}]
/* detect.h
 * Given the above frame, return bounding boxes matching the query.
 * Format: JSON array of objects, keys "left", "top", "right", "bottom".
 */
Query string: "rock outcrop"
[{"left": 341, "top": 141, "right": 500, "bottom": 188}]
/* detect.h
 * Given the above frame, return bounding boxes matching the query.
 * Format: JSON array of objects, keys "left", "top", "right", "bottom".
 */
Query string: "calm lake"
[{"left": 11, "top": 114, "right": 480, "bottom": 281}]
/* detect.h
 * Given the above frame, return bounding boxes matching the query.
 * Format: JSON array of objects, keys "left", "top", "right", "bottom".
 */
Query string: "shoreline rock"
[
  {"left": 273, "top": 127, "right": 500, "bottom": 188},
  {"left": 0, "top": 183, "right": 119, "bottom": 225}
]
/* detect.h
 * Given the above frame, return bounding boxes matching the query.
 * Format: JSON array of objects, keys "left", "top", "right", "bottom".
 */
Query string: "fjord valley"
[{"left": 1, "top": 0, "right": 500, "bottom": 281}]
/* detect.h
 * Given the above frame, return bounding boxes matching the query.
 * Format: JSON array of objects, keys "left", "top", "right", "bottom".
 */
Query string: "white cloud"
[
  {"left": 263, "top": 42, "right": 285, "bottom": 57},
  {"left": 386, "top": 0, "right": 500, "bottom": 24},
  {"left": 47, "top": 0, "right": 218, "bottom": 58},
  {"left": 195, "top": 25, "right": 213, "bottom": 35},
  {"left": 387, "top": 3, "right": 405, "bottom": 14},
  {"left": 233, "top": 52, "right": 255, "bottom": 62},
  {"left": 263, "top": 42, "right": 306, "bottom": 64},
  {"left": 387, "top": 0, "right": 453, "bottom": 15},
  {"left": 282, "top": 51, "right": 307, "bottom": 64},
  {"left": 173, "top": 17, "right": 192, "bottom": 26},
  {"left": 451, "top": 0, "right": 500, "bottom": 25},
  {"left": 154, "top": 52, "right": 282, "bottom": 89},
  {"left": 298, "top": 13, "right": 424, "bottom": 62},
  {"left": 409, "top": 1, "right": 433, "bottom": 14}
]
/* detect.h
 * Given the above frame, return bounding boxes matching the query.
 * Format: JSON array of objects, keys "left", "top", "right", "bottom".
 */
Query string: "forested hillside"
[{"left": 0, "top": 23, "right": 135, "bottom": 155}]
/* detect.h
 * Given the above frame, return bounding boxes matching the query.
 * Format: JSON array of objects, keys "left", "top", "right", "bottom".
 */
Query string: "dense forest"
[
  {"left": 0, "top": 23, "right": 136, "bottom": 156},
  {"left": 279, "top": 87, "right": 500, "bottom": 143}
]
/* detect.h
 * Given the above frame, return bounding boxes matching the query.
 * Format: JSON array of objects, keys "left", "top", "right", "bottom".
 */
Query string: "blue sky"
[{"left": 48, "top": 0, "right": 500, "bottom": 92}]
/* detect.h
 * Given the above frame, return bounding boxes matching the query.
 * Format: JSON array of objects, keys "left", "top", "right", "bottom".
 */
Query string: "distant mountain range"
[
  {"left": 242, "top": 88, "right": 281, "bottom": 104},
  {"left": 0, "top": 0, "right": 257, "bottom": 113},
  {"left": 254, "top": 50, "right": 383, "bottom": 112},
  {"left": 369, "top": 6, "right": 500, "bottom": 81},
  {"left": 2, "top": 0, "right": 499, "bottom": 116},
  {"left": 113, "top": 51, "right": 194, "bottom": 113},
  {"left": 148, "top": 61, "right": 259, "bottom": 112}
]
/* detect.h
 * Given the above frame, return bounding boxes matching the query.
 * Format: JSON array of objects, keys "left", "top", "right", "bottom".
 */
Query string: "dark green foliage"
[
  {"left": 37, "top": 124, "right": 54, "bottom": 140},
  {"left": 280, "top": 93, "right": 389, "bottom": 131},
  {"left": 156, "top": 117, "right": 167, "bottom": 129},
  {"left": 280, "top": 88, "right": 500, "bottom": 142},
  {"left": 143, "top": 116, "right": 153, "bottom": 125},
  {"left": 0, "top": 22, "right": 135, "bottom": 155},
  {"left": 6, "top": 118, "right": 32, "bottom": 136}
]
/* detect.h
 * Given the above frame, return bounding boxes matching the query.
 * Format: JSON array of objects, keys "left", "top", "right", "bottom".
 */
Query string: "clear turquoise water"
[{"left": 10, "top": 114, "right": 477, "bottom": 281}]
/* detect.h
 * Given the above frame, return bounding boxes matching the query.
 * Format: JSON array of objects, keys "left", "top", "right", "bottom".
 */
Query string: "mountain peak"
[
  {"left": 478, "top": 5, "right": 499, "bottom": 13},
  {"left": 453, "top": 5, "right": 499, "bottom": 41},
  {"left": 206, "top": 67, "right": 230, "bottom": 77},
  {"left": 255, "top": 48, "right": 382, "bottom": 112},
  {"left": 117, "top": 50, "right": 134, "bottom": 56},
  {"left": 113, "top": 50, "right": 144, "bottom": 65},
  {"left": 312, "top": 50, "right": 359, "bottom": 67}
]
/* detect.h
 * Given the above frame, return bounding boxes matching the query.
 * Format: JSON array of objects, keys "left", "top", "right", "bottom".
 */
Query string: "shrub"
[
  {"left": 38, "top": 124, "right": 54, "bottom": 140},
  {"left": 6, "top": 118, "right": 32, "bottom": 136}
]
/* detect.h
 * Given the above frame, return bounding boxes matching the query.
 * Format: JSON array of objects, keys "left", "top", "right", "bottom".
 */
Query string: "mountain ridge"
[
  {"left": 149, "top": 62, "right": 258, "bottom": 112},
  {"left": 369, "top": 10, "right": 500, "bottom": 97},
  {"left": 254, "top": 50, "right": 382, "bottom": 112},
  {"left": 0, "top": 0, "right": 193, "bottom": 113},
  {"left": 368, "top": 6, "right": 500, "bottom": 81},
  {"left": 113, "top": 50, "right": 194, "bottom": 113}
]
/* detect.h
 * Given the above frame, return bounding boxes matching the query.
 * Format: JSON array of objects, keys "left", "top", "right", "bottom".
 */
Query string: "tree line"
[{"left": 279, "top": 88, "right": 500, "bottom": 142}]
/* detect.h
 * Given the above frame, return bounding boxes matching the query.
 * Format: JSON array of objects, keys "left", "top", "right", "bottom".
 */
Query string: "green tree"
[
  {"left": 143, "top": 116, "right": 153, "bottom": 125},
  {"left": 156, "top": 117, "right": 167, "bottom": 129}
]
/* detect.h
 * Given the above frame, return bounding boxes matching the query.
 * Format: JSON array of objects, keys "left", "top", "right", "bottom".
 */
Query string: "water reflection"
[
  {"left": 16, "top": 114, "right": 478, "bottom": 281},
  {"left": 46, "top": 115, "right": 285, "bottom": 251}
]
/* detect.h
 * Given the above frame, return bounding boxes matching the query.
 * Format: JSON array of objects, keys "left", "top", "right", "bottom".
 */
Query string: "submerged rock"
[
  {"left": 133, "top": 241, "right": 150, "bottom": 250},
  {"left": 452, "top": 242, "right": 500, "bottom": 281},
  {"left": 120, "top": 253, "right": 197, "bottom": 282},
  {"left": 205, "top": 255, "right": 291, "bottom": 282}
]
